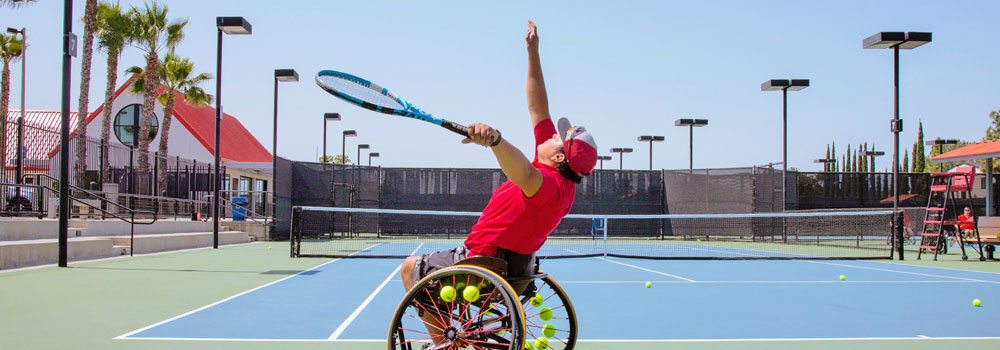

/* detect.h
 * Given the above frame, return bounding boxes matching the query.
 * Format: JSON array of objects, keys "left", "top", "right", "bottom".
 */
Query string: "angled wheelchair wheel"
[
  {"left": 388, "top": 265, "right": 526, "bottom": 350},
  {"left": 519, "top": 274, "right": 577, "bottom": 350}
]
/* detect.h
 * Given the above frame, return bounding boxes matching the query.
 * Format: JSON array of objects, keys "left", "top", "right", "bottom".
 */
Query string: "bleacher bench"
[{"left": 973, "top": 216, "right": 1000, "bottom": 260}]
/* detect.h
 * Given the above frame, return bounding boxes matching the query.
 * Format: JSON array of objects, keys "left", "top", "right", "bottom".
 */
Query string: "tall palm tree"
[
  {"left": 0, "top": 34, "right": 24, "bottom": 181},
  {"left": 127, "top": 1, "right": 185, "bottom": 174},
  {"left": 0, "top": 0, "right": 36, "bottom": 8},
  {"left": 74, "top": 0, "right": 99, "bottom": 185},
  {"left": 95, "top": 1, "right": 132, "bottom": 182},
  {"left": 126, "top": 52, "right": 212, "bottom": 191}
]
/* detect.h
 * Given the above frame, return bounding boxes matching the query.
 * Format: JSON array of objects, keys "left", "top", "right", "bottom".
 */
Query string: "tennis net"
[{"left": 290, "top": 206, "right": 895, "bottom": 260}]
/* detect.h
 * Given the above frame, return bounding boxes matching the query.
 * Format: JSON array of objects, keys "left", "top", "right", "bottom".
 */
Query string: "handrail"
[
  {"left": 25, "top": 174, "right": 157, "bottom": 225},
  {"left": 213, "top": 194, "right": 272, "bottom": 226}
]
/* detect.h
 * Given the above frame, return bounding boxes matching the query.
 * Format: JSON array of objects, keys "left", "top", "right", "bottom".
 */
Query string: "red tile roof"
[
  {"left": 45, "top": 74, "right": 271, "bottom": 163},
  {"left": 930, "top": 139, "right": 1000, "bottom": 163}
]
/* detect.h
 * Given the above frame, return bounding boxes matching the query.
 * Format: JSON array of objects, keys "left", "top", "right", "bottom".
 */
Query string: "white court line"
[
  {"left": 564, "top": 248, "right": 696, "bottom": 282},
  {"left": 110, "top": 336, "right": 1000, "bottom": 342},
  {"left": 116, "top": 243, "right": 383, "bottom": 340},
  {"left": 803, "top": 260, "right": 996, "bottom": 283},
  {"left": 327, "top": 243, "right": 423, "bottom": 340},
  {"left": 554, "top": 280, "right": 983, "bottom": 284},
  {"left": 866, "top": 260, "right": 1000, "bottom": 277}
]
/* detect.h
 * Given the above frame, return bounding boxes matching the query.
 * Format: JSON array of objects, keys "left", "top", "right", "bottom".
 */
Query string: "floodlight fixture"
[
  {"left": 216, "top": 16, "right": 252, "bottom": 35},
  {"left": 275, "top": 69, "right": 299, "bottom": 82}
]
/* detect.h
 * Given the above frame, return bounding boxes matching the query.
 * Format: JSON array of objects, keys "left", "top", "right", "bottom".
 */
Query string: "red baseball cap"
[{"left": 557, "top": 118, "right": 598, "bottom": 175}]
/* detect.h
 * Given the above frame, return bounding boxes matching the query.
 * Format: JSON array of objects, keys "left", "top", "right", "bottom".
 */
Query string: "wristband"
[{"left": 490, "top": 131, "right": 503, "bottom": 147}]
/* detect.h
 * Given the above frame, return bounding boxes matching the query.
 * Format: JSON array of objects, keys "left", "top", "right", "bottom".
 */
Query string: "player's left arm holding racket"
[{"left": 462, "top": 20, "right": 546, "bottom": 197}]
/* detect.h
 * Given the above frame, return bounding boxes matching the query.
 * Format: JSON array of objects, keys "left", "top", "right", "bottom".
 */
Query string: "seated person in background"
[{"left": 958, "top": 207, "right": 976, "bottom": 239}]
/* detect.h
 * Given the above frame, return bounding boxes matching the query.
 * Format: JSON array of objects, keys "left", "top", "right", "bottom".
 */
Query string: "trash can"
[{"left": 232, "top": 197, "right": 248, "bottom": 221}]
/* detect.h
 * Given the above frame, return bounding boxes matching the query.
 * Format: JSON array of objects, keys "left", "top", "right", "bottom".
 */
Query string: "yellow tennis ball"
[
  {"left": 840, "top": 275, "right": 845, "bottom": 281},
  {"left": 440, "top": 286, "right": 456, "bottom": 302},
  {"left": 534, "top": 337, "right": 548, "bottom": 350},
  {"left": 645, "top": 282, "right": 652, "bottom": 288},
  {"left": 538, "top": 307, "right": 553, "bottom": 321},
  {"left": 267, "top": 246, "right": 272, "bottom": 250},
  {"left": 973, "top": 299, "right": 982, "bottom": 307},
  {"left": 463, "top": 286, "right": 480, "bottom": 302},
  {"left": 456, "top": 282, "right": 467, "bottom": 291},
  {"left": 697, "top": 239, "right": 702, "bottom": 243},
  {"left": 542, "top": 324, "right": 556, "bottom": 337},
  {"left": 530, "top": 294, "right": 543, "bottom": 307},
  {"left": 523, "top": 342, "right": 534, "bottom": 350}
]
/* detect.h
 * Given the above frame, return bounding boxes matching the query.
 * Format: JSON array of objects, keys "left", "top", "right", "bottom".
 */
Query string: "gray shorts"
[{"left": 410, "top": 246, "right": 469, "bottom": 287}]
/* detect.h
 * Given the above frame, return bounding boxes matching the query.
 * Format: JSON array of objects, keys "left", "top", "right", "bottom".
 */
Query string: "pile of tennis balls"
[{"left": 439, "top": 282, "right": 482, "bottom": 303}]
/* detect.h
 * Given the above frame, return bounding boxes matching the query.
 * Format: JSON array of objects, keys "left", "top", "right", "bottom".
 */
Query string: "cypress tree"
[
  {"left": 903, "top": 149, "right": 909, "bottom": 173},
  {"left": 914, "top": 120, "right": 926, "bottom": 172},
  {"left": 832, "top": 142, "right": 837, "bottom": 171},
  {"left": 825, "top": 145, "right": 831, "bottom": 171}
]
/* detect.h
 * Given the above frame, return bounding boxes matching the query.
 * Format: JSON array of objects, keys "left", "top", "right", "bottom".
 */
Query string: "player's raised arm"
[{"left": 526, "top": 20, "right": 551, "bottom": 128}]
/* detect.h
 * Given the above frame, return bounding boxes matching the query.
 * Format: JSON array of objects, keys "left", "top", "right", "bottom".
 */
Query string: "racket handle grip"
[{"left": 441, "top": 120, "right": 502, "bottom": 147}]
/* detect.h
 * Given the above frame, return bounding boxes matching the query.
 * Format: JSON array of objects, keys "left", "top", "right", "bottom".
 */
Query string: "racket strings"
[{"left": 317, "top": 74, "right": 406, "bottom": 110}]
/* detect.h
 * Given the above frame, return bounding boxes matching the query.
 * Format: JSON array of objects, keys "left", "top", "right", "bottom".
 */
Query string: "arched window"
[{"left": 113, "top": 104, "right": 159, "bottom": 147}]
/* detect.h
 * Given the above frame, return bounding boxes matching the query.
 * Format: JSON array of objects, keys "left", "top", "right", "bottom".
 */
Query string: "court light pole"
[
  {"left": 322, "top": 113, "right": 340, "bottom": 166},
  {"left": 357, "top": 144, "right": 369, "bottom": 166},
  {"left": 368, "top": 152, "right": 379, "bottom": 166},
  {"left": 57, "top": 0, "right": 75, "bottom": 267},
  {"left": 7, "top": 27, "right": 25, "bottom": 184},
  {"left": 761, "top": 79, "right": 809, "bottom": 213},
  {"left": 864, "top": 31, "right": 931, "bottom": 260},
  {"left": 272, "top": 68, "right": 298, "bottom": 246},
  {"left": 213, "top": 17, "right": 252, "bottom": 249},
  {"left": 597, "top": 155, "right": 612, "bottom": 170},
  {"left": 926, "top": 139, "right": 958, "bottom": 172},
  {"left": 637, "top": 135, "right": 664, "bottom": 170},
  {"left": 674, "top": 118, "right": 708, "bottom": 170},
  {"left": 611, "top": 148, "right": 633, "bottom": 170},
  {"left": 342, "top": 130, "right": 357, "bottom": 164}
]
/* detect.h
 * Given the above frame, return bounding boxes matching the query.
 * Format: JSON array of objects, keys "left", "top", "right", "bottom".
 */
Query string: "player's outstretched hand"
[
  {"left": 462, "top": 123, "right": 499, "bottom": 147},
  {"left": 526, "top": 20, "right": 538, "bottom": 50}
]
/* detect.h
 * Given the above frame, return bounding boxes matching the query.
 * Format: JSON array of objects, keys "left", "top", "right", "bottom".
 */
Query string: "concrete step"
[
  {"left": 109, "top": 231, "right": 248, "bottom": 255},
  {"left": 0, "top": 219, "right": 215, "bottom": 241},
  {"left": 112, "top": 245, "right": 131, "bottom": 256},
  {"left": 0, "top": 237, "right": 114, "bottom": 270}
]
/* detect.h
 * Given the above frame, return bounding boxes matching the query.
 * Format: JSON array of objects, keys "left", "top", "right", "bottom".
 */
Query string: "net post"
[
  {"left": 291, "top": 206, "right": 301, "bottom": 258},
  {"left": 603, "top": 216, "right": 609, "bottom": 258}
]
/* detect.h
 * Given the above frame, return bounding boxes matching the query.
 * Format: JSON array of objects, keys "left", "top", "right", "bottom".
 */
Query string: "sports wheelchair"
[{"left": 388, "top": 256, "right": 577, "bottom": 349}]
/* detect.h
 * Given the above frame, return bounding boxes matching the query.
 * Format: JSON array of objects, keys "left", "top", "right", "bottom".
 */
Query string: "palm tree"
[
  {"left": 127, "top": 52, "right": 212, "bottom": 191},
  {"left": 127, "top": 1, "right": 185, "bottom": 174},
  {"left": 95, "top": 1, "right": 132, "bottom": 182},
  {"left": 0, "top": 0, "right": 36, "bottom": 8},
  {"left": 0, "top": 34, "right": 24, "bottom": 181},
  {"left": 74, "top": 0, "right": 99, "bottom": 185}
]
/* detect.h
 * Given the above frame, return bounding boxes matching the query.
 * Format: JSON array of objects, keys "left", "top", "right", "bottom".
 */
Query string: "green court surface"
[{"left": 1, "top": 242, "right": 998, "bottom": 350}]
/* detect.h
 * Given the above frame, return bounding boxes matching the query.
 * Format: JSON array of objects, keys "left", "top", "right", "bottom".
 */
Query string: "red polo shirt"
[{"left": 464, "top": 119, "right": 576, "bottom": 256}]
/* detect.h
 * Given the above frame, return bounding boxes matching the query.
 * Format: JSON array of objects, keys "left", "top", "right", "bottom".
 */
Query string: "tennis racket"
[{"left": 315, "top": 70, "right": 500, "bottom": 145}]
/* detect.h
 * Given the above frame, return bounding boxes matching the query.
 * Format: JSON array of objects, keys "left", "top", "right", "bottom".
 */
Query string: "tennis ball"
[
  {"left": 440, "top": 286, "right": 457, "bottom": 302},
  {"left": 524, "top": 343, "right": 534, "bottom": 350},
  {"left": 973, "top": 299, "right": 982, "bottom": 307},
  {"left": 646, "top": 281, "right": 652, "bottom": 288},
  {"left": 456, "top": 282, "right": 467, "bottom": 291},
  {"left": 542, "top": 324, "right": 556, "bottom": 337},
  {"left": 267, "top": 246, "right": 272, "bottom": 250},
  {"left": 697, "top": 239, "right": 702, "bottom": 243},
  {"left": 463, "top": 286, "right": 480, "bottom": 302},
  {"left": 538, "top": 307, "right": 553, "bottom": 321},
  {"left": 534, "top": 337, "right": 549, "bottom": 350},
  {"left": 840, "top": 275, "right": 846, "bottom": 281},
  {"left": 530, "top": 294, "right": 544, "bottom": 307}
]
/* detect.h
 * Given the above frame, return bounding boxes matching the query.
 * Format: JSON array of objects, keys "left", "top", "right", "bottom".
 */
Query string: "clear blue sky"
[{"left": 3, "top": 0, "right": 999, "bottom": 171}]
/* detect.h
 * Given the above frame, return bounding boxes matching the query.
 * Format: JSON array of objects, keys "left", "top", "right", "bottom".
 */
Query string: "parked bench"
[{"left": 973, "top": 216, "right": 1000, "bottom": 260}]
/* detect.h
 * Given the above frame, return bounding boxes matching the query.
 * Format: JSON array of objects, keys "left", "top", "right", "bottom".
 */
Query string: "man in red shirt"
[
  {"left": 398, "top": 21, "right": 598, "bottom": 346},
  {"left": 958, "top": 206, "right": 976, "bottom": 240}
]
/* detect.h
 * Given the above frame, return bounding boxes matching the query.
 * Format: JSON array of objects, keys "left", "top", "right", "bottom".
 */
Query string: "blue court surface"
[{"left": 116, "top": 245, "right": 1000, "bottom": 343}]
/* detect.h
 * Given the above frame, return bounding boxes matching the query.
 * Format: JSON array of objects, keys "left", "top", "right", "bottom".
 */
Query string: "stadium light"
[
  {"left": 761, "top": 79, "right": 809, "bottom": 214},
  {"left": 322, "top": 113, "right": 340, "bottom": 167},
  {"left": 674, "top": 118, "right": 708, "bottom": 169},
  {"left": 611, "top": 148, "right": 633, "bottom": 170},
  {"left": 357, "top": 144, "right": 370, "bottom": 166},
  {"left": 862, "top": 151, "right": 886, "bottom": 172},
  {"left": 342, "top": 130, "right": 357, "bottom": 164},
  {"left": 597, "top": 155, "right": 612, "bottom": 170},
  {"left": 368, "top": 152, "right": 380, "bottom": 166},
  {"left": 7, "top": 27, "right": 25, "bottom": 184},
  {"left": 637, "top": 135, "right": 664, "bottom": 170},
  {"left": 864, "top": 31, "right": 931, "bottom": 260},
  {"left": 926, "top": 139, "right": 958, "bottom": 172},
  {"left": 814, "top": 158, "right": 836, "bottom": 171},
  {"left": 212, "top": 16, "right": 253, "bottom": 249}
]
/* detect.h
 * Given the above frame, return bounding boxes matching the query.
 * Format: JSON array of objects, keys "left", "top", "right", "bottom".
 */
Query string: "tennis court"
[{"left": 3, "top": 241, "right": 997, "bottom": 350}]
